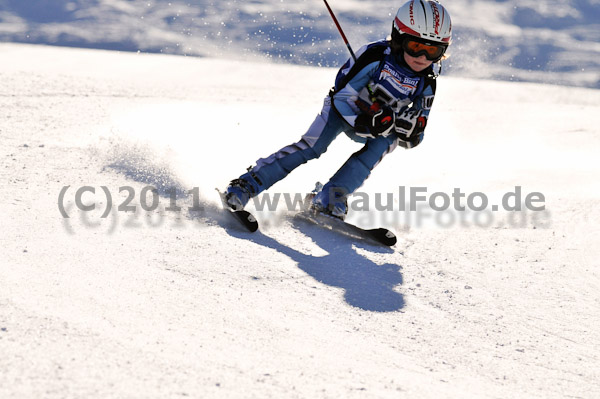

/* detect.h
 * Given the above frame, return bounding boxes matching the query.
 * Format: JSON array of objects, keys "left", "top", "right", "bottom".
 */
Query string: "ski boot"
[
  {"left": 310, "top": 182, "right": 348, "bottom": 220},
  {"left": 224, "top": 179, "right": 254, "bottom": 211},
  {"left": 224, "top": 168, "right": 264, "bottom": 211}
]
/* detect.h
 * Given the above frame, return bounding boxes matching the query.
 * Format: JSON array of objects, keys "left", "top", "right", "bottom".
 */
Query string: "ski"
[
  {"left": 216, "top": 189, "right": 259, "bottom": 232},
  {"left": 296, "top": 208, "right": 397, "bottom": 247}
]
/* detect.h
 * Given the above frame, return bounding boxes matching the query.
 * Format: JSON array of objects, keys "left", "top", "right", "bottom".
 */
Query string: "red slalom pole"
[
  {"left": 322, "top": 0, "right": 378, "bottom": 103},
  {"left": 322, "top": 0, "right": 357, "bottom": 62}
]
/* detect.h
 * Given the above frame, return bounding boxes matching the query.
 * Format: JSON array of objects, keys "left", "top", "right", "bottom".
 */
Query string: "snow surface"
[
  {"left": 1, "top": 42, "right": 600, "bottom": 398},
  {"left": 0, "top": 0, "right": 599, "bottom": 88}
]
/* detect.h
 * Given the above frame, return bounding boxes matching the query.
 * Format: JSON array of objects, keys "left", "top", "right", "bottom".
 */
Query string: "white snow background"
[
  {"left": 1, "top": 1, "right": 600, "bottom": 398},
  {"left": 0, "top": 0, "right": 599, "bottom": 88}
]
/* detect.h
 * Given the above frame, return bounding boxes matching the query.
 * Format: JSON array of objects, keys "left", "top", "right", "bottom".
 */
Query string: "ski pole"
[
  {"left": 321, "top": 0, "right": 378, "bottom": 105},
  {"left": 322, "top": 0, "right": 357, "bottom": 62}
]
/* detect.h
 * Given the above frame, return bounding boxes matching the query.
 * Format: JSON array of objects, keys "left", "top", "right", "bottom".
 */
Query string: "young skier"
[{"left": 224, "top": 0, "right": 452, "bottom": 220}]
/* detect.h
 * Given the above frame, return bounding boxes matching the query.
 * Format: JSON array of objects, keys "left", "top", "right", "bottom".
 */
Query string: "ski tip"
[
  {"left": 238, "top": 210, "right": 259, "bottom": 232},
  {"left": 215, "top": 188, "right": 259, "bottom": 232},
  {"left": 247, "top": 222, "right": 259, "bottom": 233},
  {"left": 374, "top": 228, "right": 397, "bottom": 246}
]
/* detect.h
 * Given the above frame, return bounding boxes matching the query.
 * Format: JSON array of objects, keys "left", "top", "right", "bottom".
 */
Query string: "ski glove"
[
  {"left": 354, "top": 104, "right": 396, "bottom": 139},
  {"left": 397, "top": 132, "right": 424, "bottom": 149},
  {"left": 395, "top": 108, "right": 427, "bottom": 149},
  {"left": 395, "top": 108, "right": 427, "bottom": 138}
]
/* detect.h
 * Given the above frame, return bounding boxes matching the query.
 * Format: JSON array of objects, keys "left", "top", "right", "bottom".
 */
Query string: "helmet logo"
[
  {"left": 409, "top": 1, "right": 415, "bottom": 25},
  {"left": 431, "top": 2, "right": 440, "bottom": 35}
]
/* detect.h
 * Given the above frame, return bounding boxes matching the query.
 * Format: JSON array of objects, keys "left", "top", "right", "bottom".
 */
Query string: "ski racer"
[{"left": 224, "top": 0, "right": 453, "bottom": 220}]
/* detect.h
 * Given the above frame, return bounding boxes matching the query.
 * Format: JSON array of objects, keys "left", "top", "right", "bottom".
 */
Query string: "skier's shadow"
[
  {"left": 225, "top": 218, "right": 405, "bottom": 312},
  {"left": 102, "top": 155, "right": 404, "bottom": 312}
]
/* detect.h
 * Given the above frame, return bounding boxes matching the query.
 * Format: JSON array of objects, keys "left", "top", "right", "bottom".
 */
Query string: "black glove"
[
  {"left": 397, "top": 132, "right": 424, "bottom": 149},
  {"left": 354, "top": 103, "right": 395, "bottom": 138},
  {"left": 395, "top": 108, "right": 427, "bottom": 139},
  {"left": 395, "top": 108, "right": 427, "bottom": 149}
]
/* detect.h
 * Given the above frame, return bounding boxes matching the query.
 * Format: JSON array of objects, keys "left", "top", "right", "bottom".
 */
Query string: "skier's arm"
[
  {"left": 331, "top": 61, "right": 380, "bottom": 126},
  {"left": 395, "top": 80, "right": 436, "bottom": 149}
]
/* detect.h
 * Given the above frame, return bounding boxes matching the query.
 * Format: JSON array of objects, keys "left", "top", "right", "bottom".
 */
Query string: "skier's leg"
[
  {"left": 226, "top": 99, "right": 349, "bottom": 208},
  {"left": 313, "top": 134, "right": 398, "bottom": 217}
]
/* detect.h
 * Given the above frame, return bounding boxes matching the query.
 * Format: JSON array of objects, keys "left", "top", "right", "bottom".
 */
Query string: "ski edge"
[
  {"left": 296, "top": 210, "right": 397, "bottom": 247},
  {"left": 300, "top": 192, "right": 397, "bottom": 247}
]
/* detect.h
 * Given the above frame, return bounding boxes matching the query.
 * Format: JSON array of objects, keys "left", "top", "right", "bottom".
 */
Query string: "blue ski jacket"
[{"left": 331, "top": 40, "right": 437, "bottom": 147}]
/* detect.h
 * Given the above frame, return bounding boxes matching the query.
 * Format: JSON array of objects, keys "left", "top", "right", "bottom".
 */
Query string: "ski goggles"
[{"left": 402, "top": 38, "right": 447, "bottom": 62}]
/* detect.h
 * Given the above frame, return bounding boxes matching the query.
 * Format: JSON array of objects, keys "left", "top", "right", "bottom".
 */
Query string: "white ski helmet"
[{"left": 392, "top": 0, "right": 452, "bottom": 46}]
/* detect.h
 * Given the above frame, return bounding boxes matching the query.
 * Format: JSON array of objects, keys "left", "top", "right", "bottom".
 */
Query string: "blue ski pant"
[{"left": 242, "top": 97, "right": 399, "bottom": 196}]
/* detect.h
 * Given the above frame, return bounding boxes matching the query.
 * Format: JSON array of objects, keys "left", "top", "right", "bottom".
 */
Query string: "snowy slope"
[
  {"left": 1, "top": 43, "right": 600, "bottom": 398},
  {"left": 0, "top": 0, "right": 599, "bottom": 88}
]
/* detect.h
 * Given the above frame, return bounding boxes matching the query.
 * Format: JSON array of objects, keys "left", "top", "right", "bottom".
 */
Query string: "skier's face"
[{"left": 403, "top": 52, "right": 433, "bottom": 72}]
